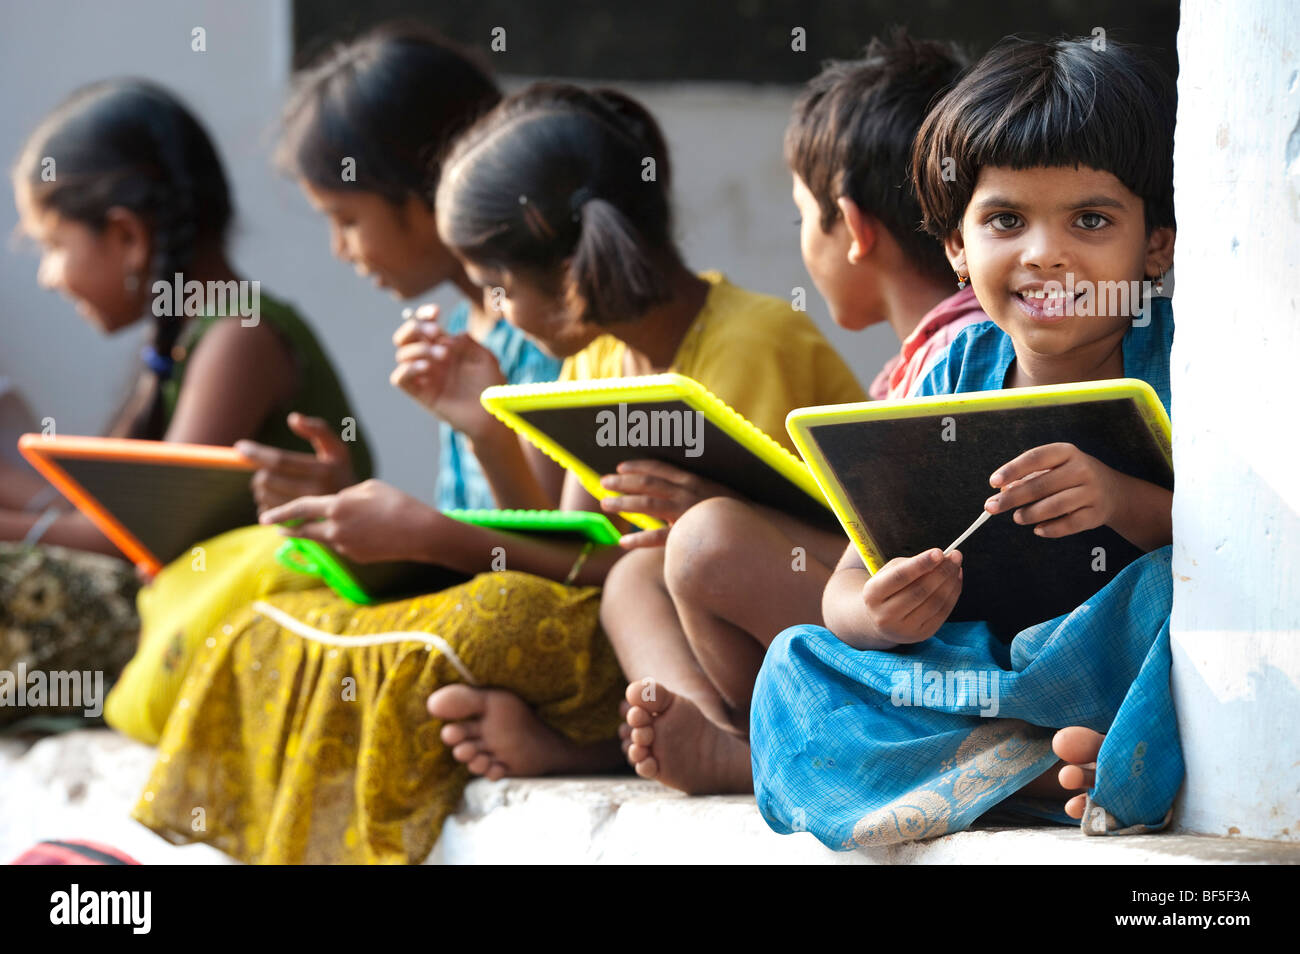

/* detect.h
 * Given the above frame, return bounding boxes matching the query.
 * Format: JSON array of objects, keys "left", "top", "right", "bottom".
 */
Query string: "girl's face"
[
  {"left": 460, "top": 258, "right": 600, "bottom": 359},
  {"left": 299, "top": 181, "right": 459, "bottom": 300},
  {"left": 14, "top": 180, "right": 149, "bottom": 332},
  {"left": 947, "top": 165, "right": 1174, "bottom": 361}
]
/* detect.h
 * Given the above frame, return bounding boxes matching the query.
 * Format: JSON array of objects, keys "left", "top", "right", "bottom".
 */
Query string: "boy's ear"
[
  {"left": 943, "top": 228, "right": 967, "bottom": 279},
  {"left": 835, "top": 197, "right": 876, "bottom": 264},
  {"left": 103, "top": 206, "right": 151, "bottom": 276},
  {"left": 1144, "top": 226, "right": 1175, "bottom": 279}
]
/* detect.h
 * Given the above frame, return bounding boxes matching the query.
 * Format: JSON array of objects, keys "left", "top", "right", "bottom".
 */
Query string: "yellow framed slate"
[
  {"left": 785, "top": 378, "right": 1172, "bottom": 641},
  {"left": 480, "top": 373, "right": 830, "bottom": 530}
]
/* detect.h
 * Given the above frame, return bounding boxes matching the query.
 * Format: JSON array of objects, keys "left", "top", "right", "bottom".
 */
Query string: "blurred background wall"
[{"left": 0, "top": 0, "right": 1179, "bottom": 500}]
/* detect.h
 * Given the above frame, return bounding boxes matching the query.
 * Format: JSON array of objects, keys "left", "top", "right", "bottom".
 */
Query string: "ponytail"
[
  {"left": 566, "top": 197, "right": 671, "bottom": 325},
  {"left": 437, "top": 83, "right": 680, "bottom": 327}
]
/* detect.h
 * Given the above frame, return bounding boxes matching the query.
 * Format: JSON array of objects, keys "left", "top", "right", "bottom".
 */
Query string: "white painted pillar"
[{"left": 1170, "top": 0, "right": 1300, "bottom": 840}]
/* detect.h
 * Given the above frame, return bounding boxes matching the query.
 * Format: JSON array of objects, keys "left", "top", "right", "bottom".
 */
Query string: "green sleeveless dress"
[
  {"left": 1, "top": 291, "right": 373, "bottom": 731},
  {"left": 161, "top": 292, "right": 374, "bottom": 479}
]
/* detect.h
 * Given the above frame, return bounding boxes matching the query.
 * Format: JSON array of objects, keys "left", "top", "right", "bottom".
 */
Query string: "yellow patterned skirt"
[
  {"left": 131, "top": 570, "right": 621, "bottom": 864},
  {"left": 105, "top": 524, "right": 319, "bottom": 744}
]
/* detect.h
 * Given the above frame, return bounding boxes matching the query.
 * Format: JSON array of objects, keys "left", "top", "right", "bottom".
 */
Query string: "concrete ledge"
[
  {"left": 0, "top": 730, "right": 232, "bottom": 865},
  {"left": 2, "top": 730, "right": 1295, "bottom": 865},
  {"left": 432, "top": 776, "right": 1300, "bottom": 865}
]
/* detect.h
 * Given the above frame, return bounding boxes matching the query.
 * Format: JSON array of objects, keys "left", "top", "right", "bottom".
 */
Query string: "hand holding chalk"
[
  {"left": 859, "top": 547, "right": 963, "bottom": 646},
  {"left": 944, "top": 466, "right": 1056, "bottom": 555}
]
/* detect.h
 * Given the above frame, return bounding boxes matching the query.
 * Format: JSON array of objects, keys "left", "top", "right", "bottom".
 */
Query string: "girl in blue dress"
[{"left": 750, "top": 35, "right": 1183, "bottom": 849}]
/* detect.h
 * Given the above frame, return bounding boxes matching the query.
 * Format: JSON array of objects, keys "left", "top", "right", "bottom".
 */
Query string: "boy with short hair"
[{"left": 601, "top": 31, "right": 983, "bottom": 794}]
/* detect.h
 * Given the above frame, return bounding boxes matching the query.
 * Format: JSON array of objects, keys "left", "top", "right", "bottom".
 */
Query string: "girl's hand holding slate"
[
  {"left": 261, "top": 478, "right": 439, "bottom": 565},
  {"left": 239, "top": 412, "right": 357, "bottom": 515},
  {"left": 860, "top": 548, "right": 964, "bottom": 645},
  {"left": 986, "top": 442, "right": 1172, "bottom": 551},
  {"left": 391, "top": 305, "right": 505, "bottom": 440},
  {"left": 600, "top": 459, "right": 738, "bottom": 549}
]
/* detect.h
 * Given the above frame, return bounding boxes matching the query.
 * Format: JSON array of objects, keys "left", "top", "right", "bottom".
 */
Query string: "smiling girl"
[
  {"left": 751, "top": 36, "right": 1185, "bottom": 848},
  {"left": 1, "top": 80, "right": 369, "bottom": 729},
  {"left": 4, "top": 79, "right": 371, "bottom": 550}
]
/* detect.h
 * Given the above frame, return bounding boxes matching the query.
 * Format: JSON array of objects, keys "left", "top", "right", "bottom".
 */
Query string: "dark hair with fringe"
[
  {"left": 435, "top": 82, "right": 678, "bottom": 327},
  {"left": 276, "top": 21, "right": 500, "bottom": 207},
  {"left": 912, "top": 35, "right": 1176, "bottom": 238},
  {"left": 14, "top": 79, "right": 233, "bottom": 439},
  {"left": 785, "top": 28, "right": 968, "bottom": 281}
]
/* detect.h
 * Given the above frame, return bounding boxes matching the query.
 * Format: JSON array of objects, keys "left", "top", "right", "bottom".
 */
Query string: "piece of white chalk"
[{"left": 944, "top": 508, "right": 992, "bottom": 555}]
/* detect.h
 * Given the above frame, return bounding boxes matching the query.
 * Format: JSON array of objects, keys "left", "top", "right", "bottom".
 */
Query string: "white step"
[{"left": 1, "top": 730, "right": 1294, "bottom": 865}]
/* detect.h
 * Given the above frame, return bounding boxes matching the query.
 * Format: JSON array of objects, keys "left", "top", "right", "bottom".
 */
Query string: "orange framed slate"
[{"left": 17, "top": 434, "right": 257, "bottom": 576}]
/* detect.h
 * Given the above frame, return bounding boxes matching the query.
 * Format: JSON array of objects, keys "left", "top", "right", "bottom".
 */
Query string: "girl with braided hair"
[{"left": 2, "top": 79, "right": 370, "bottom": 728}]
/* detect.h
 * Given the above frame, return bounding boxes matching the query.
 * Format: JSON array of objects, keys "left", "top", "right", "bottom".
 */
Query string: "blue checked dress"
[
  {"left": 435, "top": 302, "right": 563, "bottom": 511},
  {"left": 749, "top": 297, "right": 1182, "bottom": 849}
]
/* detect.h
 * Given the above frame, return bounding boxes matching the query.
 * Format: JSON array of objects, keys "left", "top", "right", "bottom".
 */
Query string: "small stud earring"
[{"left": 956, "top": 272, "right": 967, "bottom": 290}]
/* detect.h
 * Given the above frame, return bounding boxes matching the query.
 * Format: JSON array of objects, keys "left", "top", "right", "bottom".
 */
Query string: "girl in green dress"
[{"left": 2, "top": 79, "right": 371, "bottom": 727}]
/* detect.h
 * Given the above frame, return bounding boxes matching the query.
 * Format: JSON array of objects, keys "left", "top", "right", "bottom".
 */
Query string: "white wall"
[
  {"left": 1170, "top": 0, "right": 1300, "bottom": 840},
  {"left": 0, "top": 1, "right": 893, "bottom": 502}
]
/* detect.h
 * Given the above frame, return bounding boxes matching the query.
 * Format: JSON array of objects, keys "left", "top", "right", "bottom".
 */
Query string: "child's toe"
[
  {"left": 451, "top": 740, "right": 481, "bottom": 763},
  {"left": 1058, "top": 762, "right": 1096, "bottom": 791},
  {"left": 440, "top": 719, "right": 480, "bottom": 746},
  {"left": 1064, "top": 793, "right": 1088, "bottom": 819},
  {"left": 1052, "top": 725, "right": 1104, "bottom": 764}
]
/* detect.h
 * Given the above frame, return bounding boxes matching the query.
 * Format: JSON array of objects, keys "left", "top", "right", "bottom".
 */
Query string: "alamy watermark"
[
  {"left": 1017, "top": 274, "right": 1160, "bottom": 326},
  {"left": 50, "top": 884, "right": 150, "bottom": 934},
  {"left": 152, "top": 273, "right": 260, "bottom": 327},
  {"left": 891, "top": 663, "right": 1000, "bottom": 717},
  {"left": 0, "top": 663, "right": 103, "bottom": 717},
  {"left": 595, "top": 404, "right": 704, "bottom": 458}
]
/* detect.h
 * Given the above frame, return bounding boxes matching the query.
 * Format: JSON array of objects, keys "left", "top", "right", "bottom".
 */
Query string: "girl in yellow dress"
[{"left": 133, "top": 83, "right": 866, "bottom": 863}]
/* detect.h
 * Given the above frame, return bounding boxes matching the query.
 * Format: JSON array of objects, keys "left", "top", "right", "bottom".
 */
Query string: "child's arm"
[
  {"left": 0, "top": 508, "right": 124, "bottom": 557},
  {"left": 984, "top": 442, "right": 1172, "bottom": 551},
  {"left": 822, "top": 540, "right": 964, "bottom": 651},
  {"left": 461, "top": 417, "right": 561, "bottom": 511},
  {"left": 163, "top": 318, "right": 298, "bottom": 446},
  {"left": 391, "top": 316, "right": 558, "bottom": 510},
  {"left": 259, "top": 472, "right": 623, "bottom": 586},
  {"left": 0, "top": 460, "right": 52, "bottom": 512}
]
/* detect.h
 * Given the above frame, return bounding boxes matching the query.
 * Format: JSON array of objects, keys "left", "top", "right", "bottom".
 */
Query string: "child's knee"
[
  {"left": 664, "top": 496, "right": 758, "bottom": 601},
  {"left": 599, "top": 546, "right": 665, "bottom": 633}
]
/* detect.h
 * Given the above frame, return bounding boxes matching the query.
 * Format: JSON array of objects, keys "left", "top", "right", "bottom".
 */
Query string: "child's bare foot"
[
  {"left": 1053, "top": 725, "right": 1105, "bottom": 818},
  {"left": 428, "top": 685, "right": 622, "bottom": 779},
  {"left": 618, "top": 699, "right": 632, "bottom": 757},
  {"left": 623, "top": 679, "right": 753, "bottom": 795}
]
